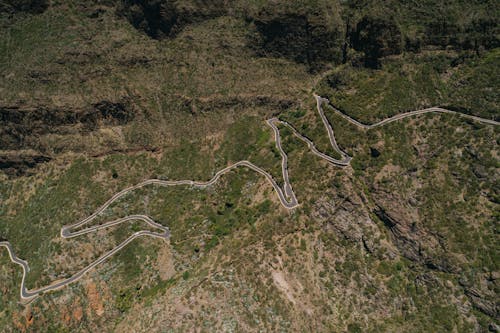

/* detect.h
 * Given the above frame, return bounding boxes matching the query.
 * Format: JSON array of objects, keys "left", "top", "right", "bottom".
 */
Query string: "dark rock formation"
[
  {"left": 463, "top": 287, "right": 498, "bottom": 318},
  {"left": 372, "top": 192, "right": 458, "bottom": 274},
  {"left": 472, "top": 164, "right": 488, "bottom": 179},
  {"left": 369, "top": 147, "right": 381, "bottom": 158},
  {"left": 0, "top": 100, "right": 135, "bottom": 150},
  {"left": 489, "top": 323, "right": 500, "bottom": 332},
  {"left": 250, "top": 8, "right": 343, "bottom": 69},
  {"left": 118, "top": 0, "right": 177, "bottom": 39},
  {"left": 118, "top": 0, "right": 225, "bottom": 39},
  {"left": 313, "top": 181, "right": 383, "bottom": 257},
  {"left": 118, "top": 1, "right": 344, "bottom": 69},
  {"left": 0, "top": 151, "right": 51, "bottom": 176},
  {"left": 425, "top": 17, "right": 499, "bottom": 51},
  {"left": 0, "top": 0, "right": 48, "bottom": 15},
  {"left": 0, "top": 100, "right": 136, "bottom": 176},
  {"left": 351, "top": 16, "right": 402, "bottom": 68}
]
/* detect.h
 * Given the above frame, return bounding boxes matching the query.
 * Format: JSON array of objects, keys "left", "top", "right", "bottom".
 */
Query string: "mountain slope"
[{"left": 0, "top": 1, "right": 498, "bottom": 332}]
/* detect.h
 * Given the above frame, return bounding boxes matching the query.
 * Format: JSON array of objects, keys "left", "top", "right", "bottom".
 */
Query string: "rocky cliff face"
[
  {"left": 249, "top": 5, "right": 344, "bottom": 69},
  {"left": 372, "top": 194, "right": 458, "bottom": 274},
  {"left": 0, "top": 150, "right": 51, "bottom": 177},
  {"left": 350, "top": 16, "right": 402, "bottom": 68},
  {"left": 118, "top": 0, "right": 344, "bottom": 69},
  {"left": 0, "top": 100, "right": 135, "bottom": 175},
  {"left": 117, "top": 0, "right": 498, "bottom": 70},
  {"left": 0, "top": 100, "right": 134, "bottom": 150},
  {"left": 118, "top": 0, "right": 226, "bottom": 39}
]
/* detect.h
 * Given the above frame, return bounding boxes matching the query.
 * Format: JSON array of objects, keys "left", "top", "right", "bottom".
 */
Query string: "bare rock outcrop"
[
  {"left": 0, "top": 150, "right": 51, "bottom": 176},
  {"left": 0, "top": 99, "right": 136, "bottom": 176},
  {"left": 118, "top": 0, "right": 226, "bottom": 39},
  {"left": 0, "top": 100, "right": 135, "bottom": 150},
  {"left": 372, "top": 187, "right": 458, "bottom": 273},
  {"left": 313, "top": 179, "right": 384, "bottom": 255}
]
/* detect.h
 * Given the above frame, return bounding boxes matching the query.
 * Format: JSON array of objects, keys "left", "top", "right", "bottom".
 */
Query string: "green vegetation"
[
  {"left": 0, "top": 0, "right": 498, "bottom": 332},
  {"left": 317, "top": 49, "right": 500, "bottom": 122}
]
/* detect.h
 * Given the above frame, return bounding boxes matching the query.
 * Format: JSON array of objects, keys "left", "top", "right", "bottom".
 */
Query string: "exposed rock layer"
[{"left": 0, "top": 100, "right": 134, "bottom": 150}]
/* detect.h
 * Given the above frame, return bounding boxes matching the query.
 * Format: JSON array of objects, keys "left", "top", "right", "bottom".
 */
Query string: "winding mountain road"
[{"left": 1, "top": 94, "right": 498, "bottom": 300}]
